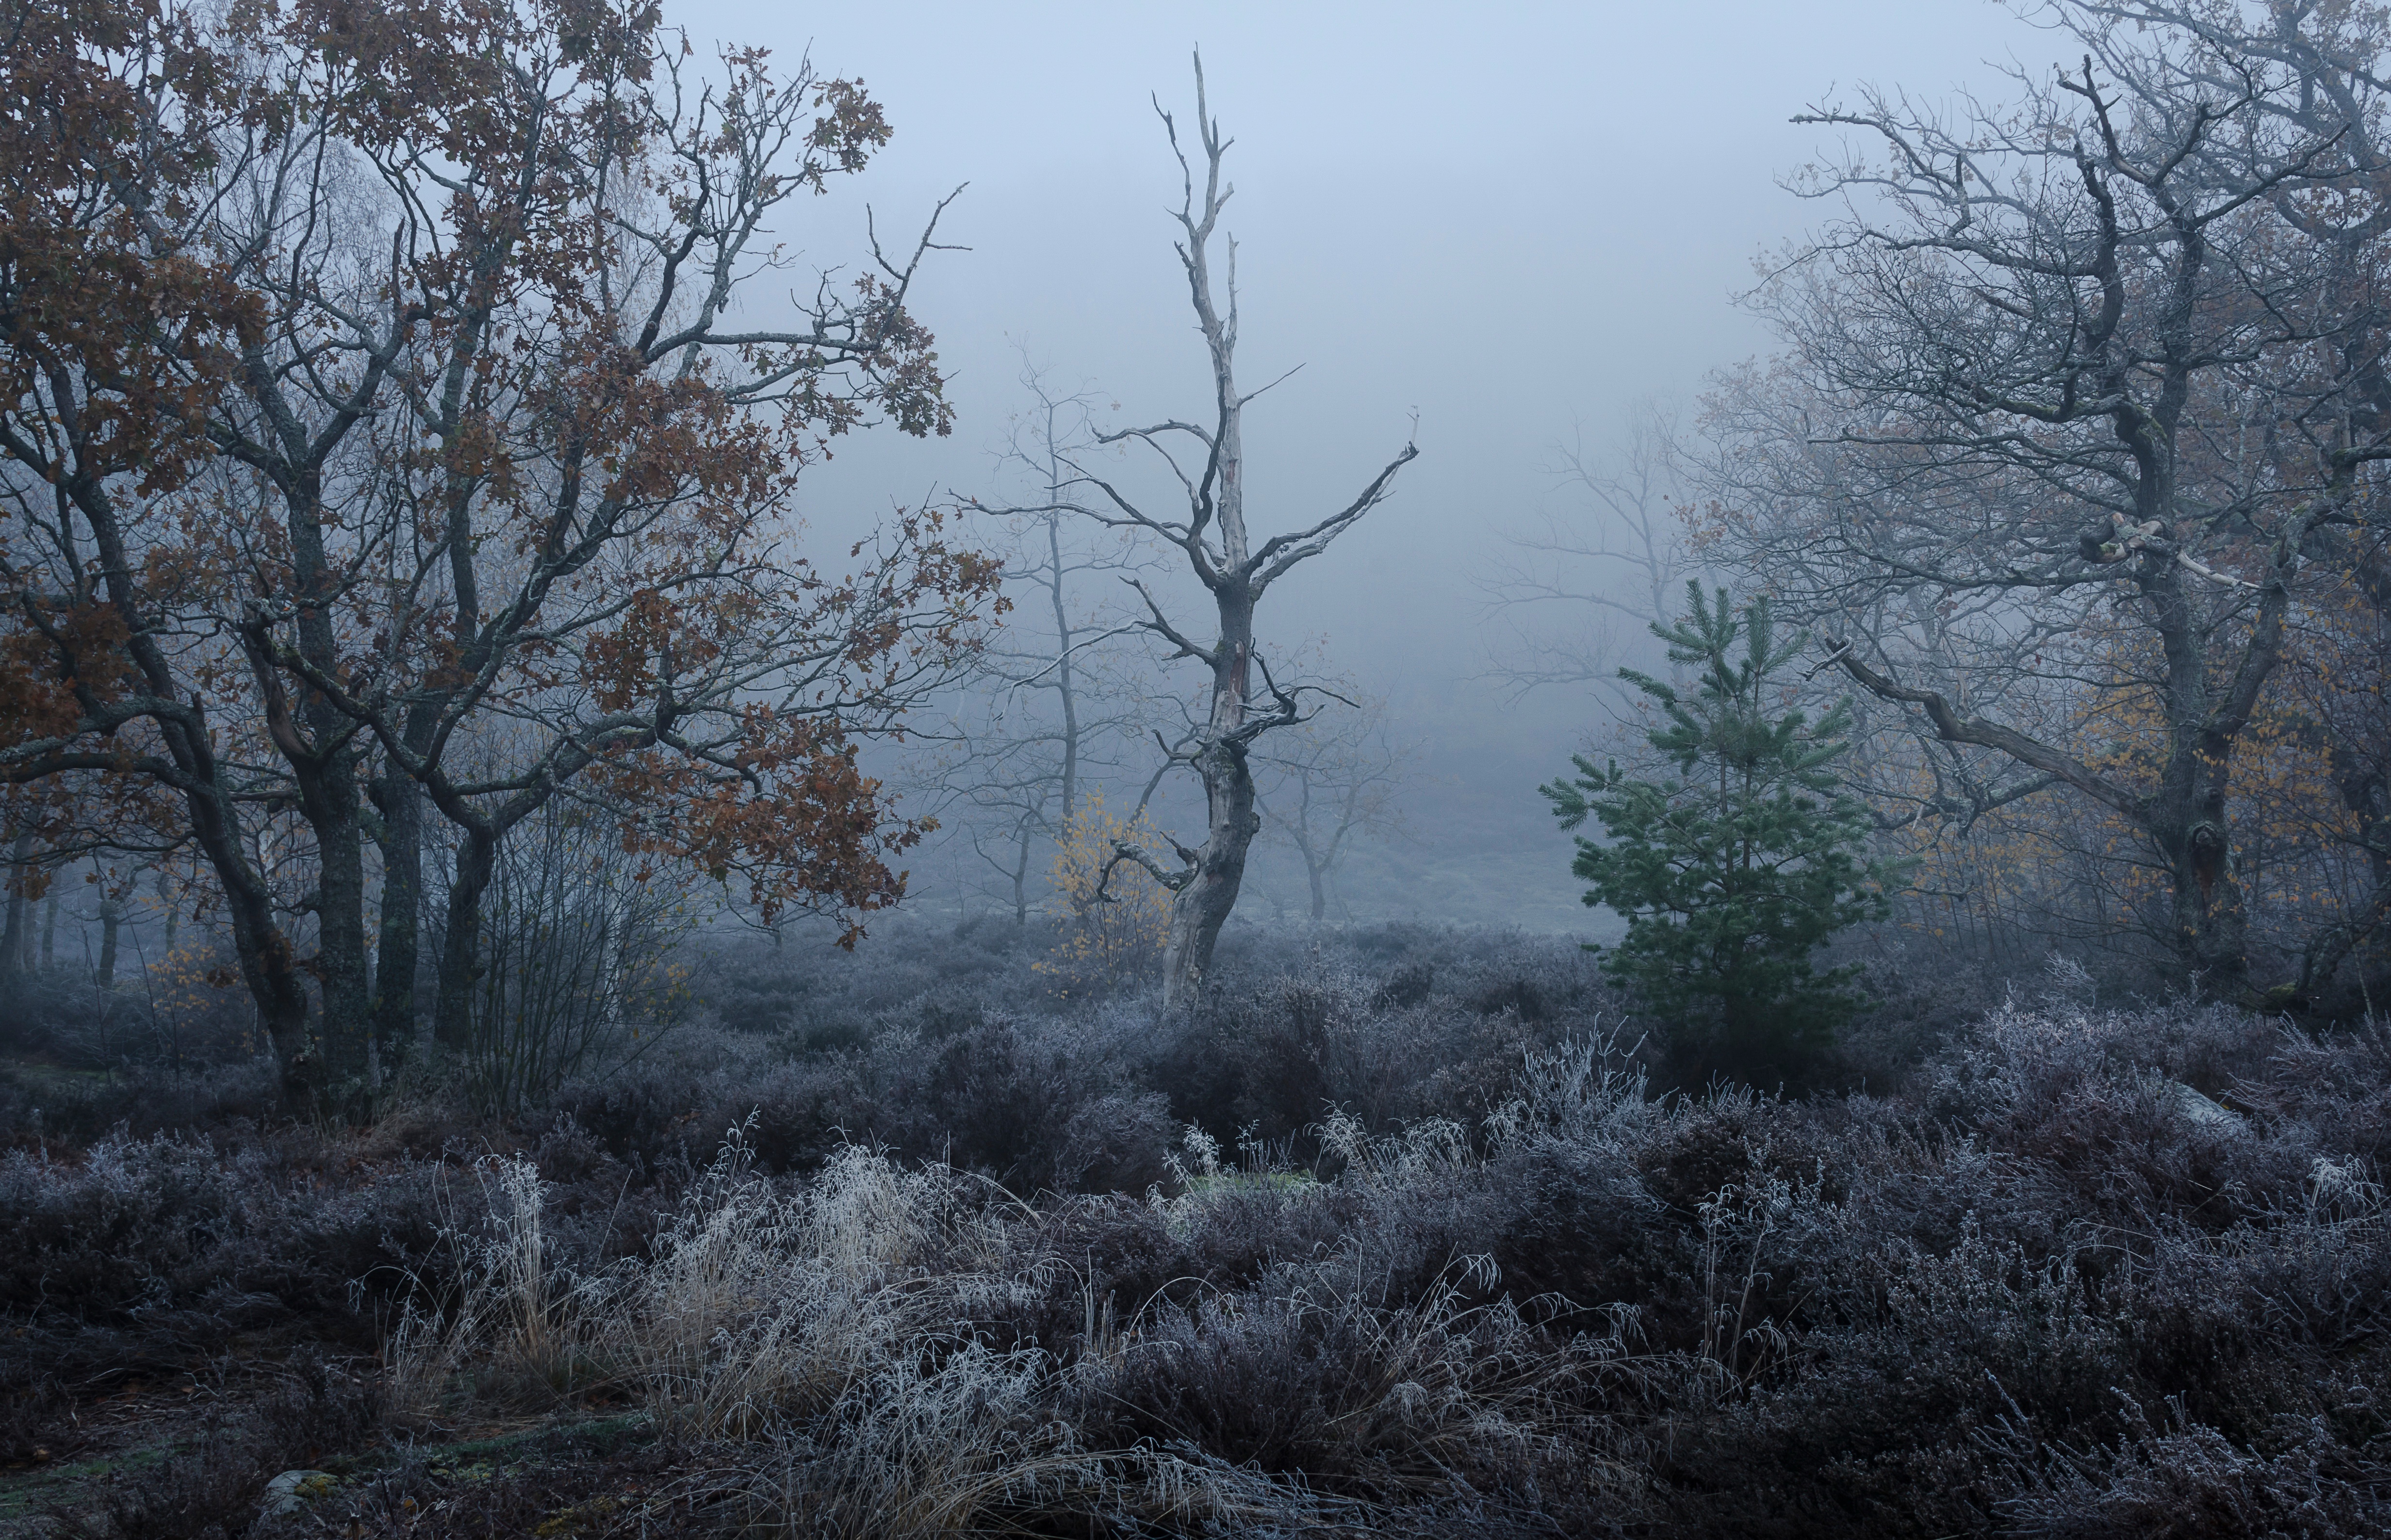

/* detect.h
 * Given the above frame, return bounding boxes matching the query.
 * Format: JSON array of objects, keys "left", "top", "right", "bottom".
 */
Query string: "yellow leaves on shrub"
[{"left": 1035, "top": 794, "right": 1172, "bottom": 995}]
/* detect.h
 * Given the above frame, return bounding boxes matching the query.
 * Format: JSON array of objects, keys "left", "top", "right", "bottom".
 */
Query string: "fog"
[
  {"left": 663, "top": 0, "right": 2045, "bottom": 929},
  {"left": 27, "top": 10, "right": 2391, "bottom": 1523}
]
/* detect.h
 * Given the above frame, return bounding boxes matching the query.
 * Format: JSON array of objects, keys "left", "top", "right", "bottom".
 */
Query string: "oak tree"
[
  {"left": 0, "top": 0, "right": 995, "bottom": 1112},
  {"left": 1701, "top": 0, "right": 2391, "bottom": 998}
]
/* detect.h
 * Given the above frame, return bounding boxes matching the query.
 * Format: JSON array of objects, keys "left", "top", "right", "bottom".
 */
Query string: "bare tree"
[
  {"left": 1070, "top": 56, "right": 1417, "bottom": 1003},
  {"left": 942, "top": 362, "right": 1158, "bottom": 924},
  {"left": 1704, "top": 2, "right": 2391, "bottom": 997},
  {"left": 1251, "top": 690, "right": 1408, "bottom": 924},
  {"left": 1481, "top": 406, "right": 1703, "bottom": 714}
]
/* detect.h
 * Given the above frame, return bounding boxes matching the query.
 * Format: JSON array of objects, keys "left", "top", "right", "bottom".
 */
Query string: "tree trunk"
[
  {"left": 289, "top": 748, "right": 374, "bottom": 1109},
  {"left": 319, "top": 829, "right": 371, "bottom": 1085},
  {"left": 0, "top": 834, "right": 30, "bottom": 976},
  {"left": 1162, "top": 732, "right": 1260, "bottom": 1004},
  {"left": 279, "top": 456, "right": 379, "bottom": 1107},
  {"left": 212, "top": 835, "right": 316, "bottom": 1110},
  {"left": 1048, "top": 514, "right": 1081, "bottom": 824},
  {"left": 1160, "top": 564, "right": 1260, "bottom": 1004},
  {"left": 95, "top": 896, "right": 120, "bottom": 989},
  {"left": 370, "top": 764, "right": 426, "bottom": 1073},
  {"left": 2158, "top": 793, "right": 2249, "bottom": 995},
  {"left": 434, "top": 825, "right": 498, "bottom": 1054},
  {"left": 1010, "top": 820, "right": 1032, "bottom": 927},
  {"left": 2294, "top": 735, "right": 2391, "bottom": 1001}
]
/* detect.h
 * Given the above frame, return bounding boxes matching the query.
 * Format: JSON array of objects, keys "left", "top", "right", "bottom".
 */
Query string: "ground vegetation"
[{"left": 4, "top": 926, "right": 2390, "bottom": 1537}]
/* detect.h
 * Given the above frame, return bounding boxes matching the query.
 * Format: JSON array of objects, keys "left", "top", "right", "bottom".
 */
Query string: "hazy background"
[{"left": 675, "top": 0, "right": 2051, "bottom": 933}]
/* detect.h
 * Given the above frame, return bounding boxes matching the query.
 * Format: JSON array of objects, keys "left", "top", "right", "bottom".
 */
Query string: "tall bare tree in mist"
[
  {"left": 1699, "top": 0, "right": 2391, "bottom": 1001},
  {"left": 1070, "top": 57, "right": 1417, "bottom": 1004}
]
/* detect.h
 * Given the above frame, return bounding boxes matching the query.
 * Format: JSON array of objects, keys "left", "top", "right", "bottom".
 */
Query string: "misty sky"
[{"left": 674, "top": 0, "right": 2057, "bottom": 931}]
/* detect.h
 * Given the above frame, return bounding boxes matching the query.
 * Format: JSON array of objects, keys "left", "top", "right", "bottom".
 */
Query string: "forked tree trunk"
[
  {"left": 434, "top": 824, "right": 500, "bottom": 1054},
  {"left": 1093, "top": 58, "right": 1414, "bottom": 1005},
  {"left": 1163, "top": 589, "right": 1259, "bottom": 1001},
  {"left": 1162, "top": 737, "right": 1262, "bottom": 994}
]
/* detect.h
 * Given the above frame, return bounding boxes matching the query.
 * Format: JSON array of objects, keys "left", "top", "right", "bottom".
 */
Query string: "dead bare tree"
[{"left": 1072, "top": 56, "right": 1417, "bottom": 1003}]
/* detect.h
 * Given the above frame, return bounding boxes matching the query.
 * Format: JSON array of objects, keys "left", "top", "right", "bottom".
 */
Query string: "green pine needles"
[{"left": 1541, "top": 584, "right": 1906, "bottom": 1077}]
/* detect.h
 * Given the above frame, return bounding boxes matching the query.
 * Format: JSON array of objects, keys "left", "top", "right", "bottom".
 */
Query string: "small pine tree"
[{"left": 1541, "top": 583, "right": 1904, "bottom": 1078}]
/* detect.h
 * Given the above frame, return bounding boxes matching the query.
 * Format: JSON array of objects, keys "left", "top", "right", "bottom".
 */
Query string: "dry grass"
[{"left": 382, "top": 1155, "right": 612, "bottom": 1426}]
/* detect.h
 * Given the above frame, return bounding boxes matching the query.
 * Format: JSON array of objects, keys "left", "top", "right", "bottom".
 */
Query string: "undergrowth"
[{"left": 6, "top": 927, "right": 2391, "bottom": 1535}]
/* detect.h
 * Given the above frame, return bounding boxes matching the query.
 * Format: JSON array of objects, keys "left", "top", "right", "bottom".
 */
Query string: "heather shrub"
[
  {"left": 683, "top": 915, "right": 1064, "bottom": 1043},
  {"left": 1081, "top": 1255, "right": 1615, "bottom": 1505},
  {"left": 545, "top": 1025, "right": 856, "bottom": 1173},
  {"left": 0, "top": 1133, "right": 447, "bottom": 1328},
  {"left": 1156, "top": 958, "right": 1616, "bottom": 1150},
  {"left": 1824, "top": 943, "right": 2013, "bottom": 1090},
  {"left": 0, "top": 1057, "right": 280, "bottom": 1147},
  {"left": 1988, "top": 1404, "right": 2391, "bottom": 1539},
  {"left": 547, "top": 1009, "right": 1178, "bottom": 1193},
  {"left": 16, "top": 928, "right": 2391, "bottom": 1538},
  {"left": 2248, "top": 1021, "right": 2391, "bottom": 1166},
  {"left": 0, "top": 974, "right": 152, "bottom": 1072}
]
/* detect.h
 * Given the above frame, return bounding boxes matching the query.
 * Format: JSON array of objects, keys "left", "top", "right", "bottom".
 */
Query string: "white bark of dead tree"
[{"left": 1078, "top": 54, "right": 1416, "bottom": 1004}]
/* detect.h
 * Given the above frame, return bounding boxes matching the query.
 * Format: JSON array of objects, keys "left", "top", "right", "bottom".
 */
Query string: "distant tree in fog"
[
  {"left": 1482, "top": 407, "right": 1703, "bottom": 717},
  {"left": 1252, "top": 690, "right": 1408, "bottom": 924},
  {"left": 1062, "top": 56, "right": 1418, "bottom": 1003},
  {"left": 946, "top": 363, "right": 1160, "bottom": 924}
]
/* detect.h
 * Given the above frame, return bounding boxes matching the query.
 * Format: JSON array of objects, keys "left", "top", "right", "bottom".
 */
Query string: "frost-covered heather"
[{"left": 8, "top": 929, "right": 2391, "bottom": 1535}]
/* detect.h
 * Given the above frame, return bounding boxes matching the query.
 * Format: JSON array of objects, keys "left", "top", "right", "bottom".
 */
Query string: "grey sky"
[{"left": 677, "top": 0, "right": 2054, "bottom": 927}]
